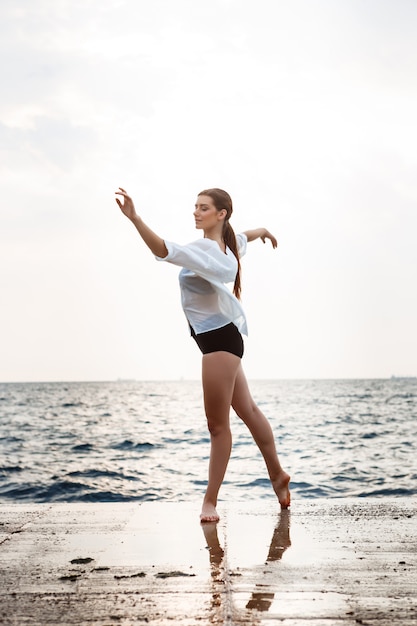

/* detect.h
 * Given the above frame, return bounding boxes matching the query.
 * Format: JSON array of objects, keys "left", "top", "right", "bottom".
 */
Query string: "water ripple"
[{"left": 0, "top": 378, "right": 415, "bottom": 503}]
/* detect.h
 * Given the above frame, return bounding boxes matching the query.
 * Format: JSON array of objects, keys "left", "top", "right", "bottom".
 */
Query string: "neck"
[
  {"left": 203, "top": 226, "right": 225, "bottom": 252},
  {"left": 203, "top": 224, "right": 223, "bottom": 243}
]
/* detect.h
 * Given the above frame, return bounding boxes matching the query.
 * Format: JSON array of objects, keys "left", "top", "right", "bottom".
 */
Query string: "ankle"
[
  {"left": 203, "top": 495, "right": 217, "bottom": 507},
  {"left": 271, "top": 469, "right": 290, "bottom": 484}
]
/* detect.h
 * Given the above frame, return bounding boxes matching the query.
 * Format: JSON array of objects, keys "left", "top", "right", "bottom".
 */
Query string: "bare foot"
[
  {"left": 200, "top": 502, "right": 220, "bottom": 524},
  {"left": 272, "top": 472, "right": 291, "bottom": 509}
]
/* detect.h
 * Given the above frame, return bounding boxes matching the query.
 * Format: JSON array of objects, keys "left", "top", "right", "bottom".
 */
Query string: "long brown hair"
[{"left": 198, "top": 188, "right": 242, "bottom": 300}]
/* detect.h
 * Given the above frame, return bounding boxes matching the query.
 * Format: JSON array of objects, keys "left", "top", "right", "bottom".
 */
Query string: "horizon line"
[{"left": 1, "top": 376, "right": 416, "bottom": 385}]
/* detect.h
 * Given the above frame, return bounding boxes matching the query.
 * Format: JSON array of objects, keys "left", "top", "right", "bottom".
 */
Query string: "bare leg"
[
  {"left": 200, "top": 351, "right": 241, "bottom": 523},
  {"left": 232, "top": 364, "right": 290, "bottom": 508}
]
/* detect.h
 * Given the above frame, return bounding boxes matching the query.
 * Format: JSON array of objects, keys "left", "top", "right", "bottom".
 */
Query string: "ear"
[{"left": 217, "top": 208, "right": 227, "bottom": 222}]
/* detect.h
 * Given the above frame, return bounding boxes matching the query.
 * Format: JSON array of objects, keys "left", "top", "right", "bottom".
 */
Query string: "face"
[{"left": 194, "top": 195, "right": 226, "bottom": 231}]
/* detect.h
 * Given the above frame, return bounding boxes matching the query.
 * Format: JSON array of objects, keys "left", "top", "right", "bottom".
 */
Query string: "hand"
[
  {"left": 261, "top": 229, "right": 278, "bottom": 249},
  {"left": 115, "top": 187, "right": 137, "bottom": 221}
]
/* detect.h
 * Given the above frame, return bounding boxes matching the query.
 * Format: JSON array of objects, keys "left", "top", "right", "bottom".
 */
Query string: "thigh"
[
  {"left": 231, "top": 363, "right": 256, "bottom": 419},
  {"left": 202, "top": 352, "right": 241, "bottom": 421}
]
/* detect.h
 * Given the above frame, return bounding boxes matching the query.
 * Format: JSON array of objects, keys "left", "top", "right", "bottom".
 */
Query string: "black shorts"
[{"left": 190, "top": 323, "right": 244, "bottom": 358}]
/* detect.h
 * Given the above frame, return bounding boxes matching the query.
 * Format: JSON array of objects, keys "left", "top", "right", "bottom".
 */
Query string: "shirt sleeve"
[
  {"left": 236, "top": 233, "right": 247, "bottom": 257},
  {"left": 155, "top": 239, "right": 237, "bottom": 284}
]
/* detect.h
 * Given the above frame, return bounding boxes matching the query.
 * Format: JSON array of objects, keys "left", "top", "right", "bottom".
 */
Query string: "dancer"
[{"left": 115, "top": 187, "right": 290, "bottom": 522}]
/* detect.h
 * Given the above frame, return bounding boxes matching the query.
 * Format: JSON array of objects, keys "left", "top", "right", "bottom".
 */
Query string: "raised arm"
[
  {"left": 115, "top": 187, "right": 168, "bottom": 258},
  {"left": 243, "top": 228, "right": 278, "bottom": 249}
]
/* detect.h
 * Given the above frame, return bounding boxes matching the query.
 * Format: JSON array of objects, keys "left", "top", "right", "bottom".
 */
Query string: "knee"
[{"left": 205, "top": 414, "right": 230, "bottom": 437}]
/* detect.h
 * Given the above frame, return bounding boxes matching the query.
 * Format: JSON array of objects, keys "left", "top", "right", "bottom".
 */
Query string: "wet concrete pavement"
[{"left": 0, "top": 498, "right": 416, "bottom": 625}]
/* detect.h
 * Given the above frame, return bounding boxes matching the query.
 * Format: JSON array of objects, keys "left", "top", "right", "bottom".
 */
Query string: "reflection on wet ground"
[
  {"left": 202, "top": 509, "right": 291, "bottom": 620},
  {"left": 246, "top": 510, "right": 291, "bottom": 612}
]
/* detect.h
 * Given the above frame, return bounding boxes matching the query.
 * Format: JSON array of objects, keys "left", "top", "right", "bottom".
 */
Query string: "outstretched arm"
[
  {"left": 243, "top": 228, "right": 277, "bottom": 249},
  {"left": 115, "top": 187, "right": 168, "bottom": 258}
]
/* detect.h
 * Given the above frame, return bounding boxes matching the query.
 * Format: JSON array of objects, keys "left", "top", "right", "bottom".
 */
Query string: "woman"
[{"left": 115, "top": 187, "right": 290, "bottom": 523}]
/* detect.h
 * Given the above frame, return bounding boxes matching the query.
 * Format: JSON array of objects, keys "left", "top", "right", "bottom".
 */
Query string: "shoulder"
[
  {"left": 189, "top": 238, "right": 225, "bottom": 258},
  {"left": 159, "top": 238, "right": 219, "bottom": 263},
  {"left": 188, "top": 238, "right": 216, "bottom": 249},
  {"left": 164, "top": 238, "right": 211, "bottom": 254}
]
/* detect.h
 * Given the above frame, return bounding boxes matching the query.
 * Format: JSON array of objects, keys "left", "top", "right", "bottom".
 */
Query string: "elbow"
[{"left": 155, "top": 241, "right": 169, "bottom": 258}]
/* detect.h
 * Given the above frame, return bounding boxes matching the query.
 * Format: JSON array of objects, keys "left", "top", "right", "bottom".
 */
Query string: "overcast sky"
[{"left": 1, "top": 0, "right": 416, "bottom": 382}]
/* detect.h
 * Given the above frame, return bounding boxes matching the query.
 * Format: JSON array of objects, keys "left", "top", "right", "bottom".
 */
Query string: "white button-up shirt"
[{"left": 156, "top": 234, "right": 248, "bottom": 335}]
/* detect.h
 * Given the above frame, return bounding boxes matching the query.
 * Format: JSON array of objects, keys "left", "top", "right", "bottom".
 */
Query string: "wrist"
[{"left": 130, "top": 213, "right": 141, "bottom": 225}]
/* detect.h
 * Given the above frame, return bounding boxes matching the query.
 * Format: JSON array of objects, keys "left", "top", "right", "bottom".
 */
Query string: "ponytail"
[
  {"left": 198, "top": 188, "right": 242, "bottom": 300},
  {"left": 223, "top": 221, "right": 242, "bottom": 300}
]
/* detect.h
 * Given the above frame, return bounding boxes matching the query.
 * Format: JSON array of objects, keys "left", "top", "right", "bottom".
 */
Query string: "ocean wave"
[
  {"left": 72, "top": 443, "right": 95, "bottom": 452},
  {"left": 67, "top": 469, "right": 140, "bottom": 481},
  {"left": 356, "top": 487, "right": 417, "bottom": 497},
  {"left": 110, "top": 439, "right": 158, "bottom": 450},
  {"left": 61, "top": 401, "right": 86, "bottom": 408},
  {"left": 0, "top": 479, "right": 159, "bottom": 502},
  {"left": 0, "top": 379, "right": 415, "bottom": 503},
  {"left": 0, "top": 465, "right": 24, "bottom": 474}
]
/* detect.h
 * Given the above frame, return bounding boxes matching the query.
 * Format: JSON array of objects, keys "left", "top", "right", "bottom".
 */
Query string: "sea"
[{"left": 0, "top": 379, "right": 416, "bottom": 504}]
